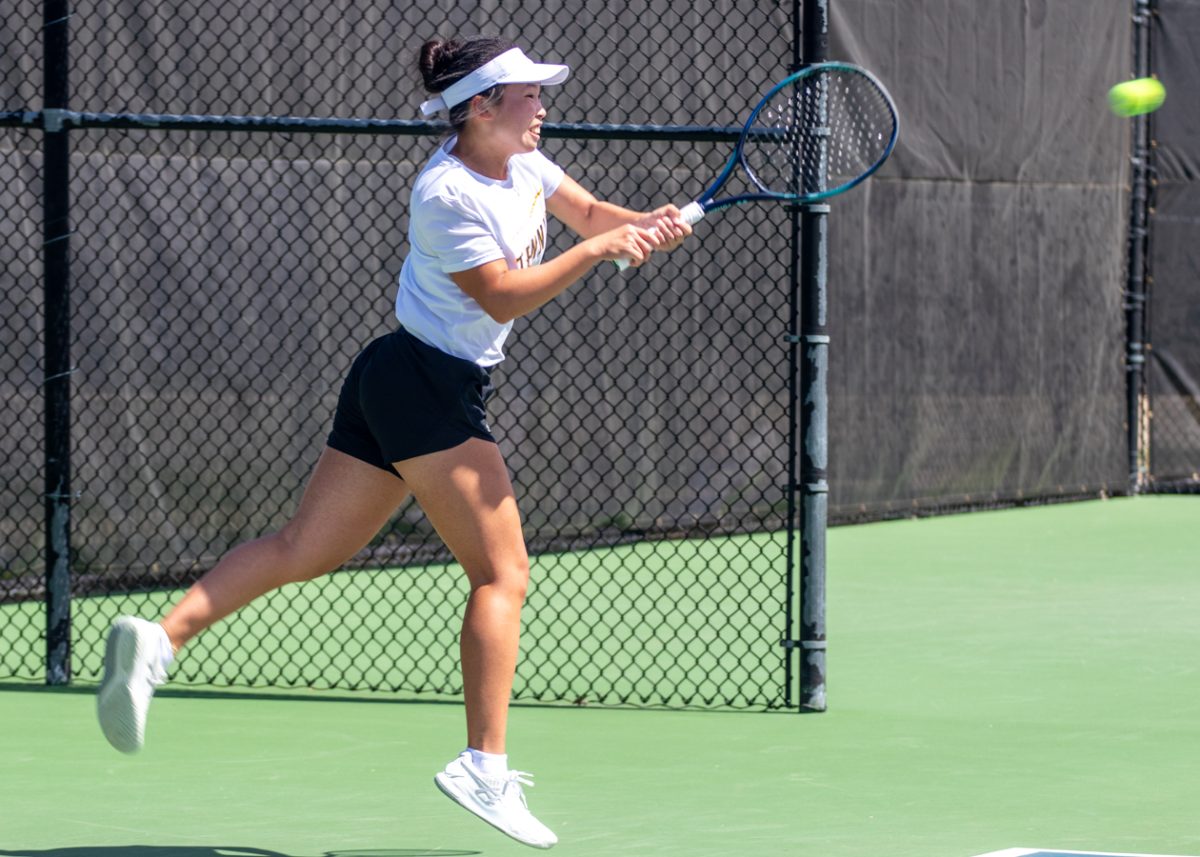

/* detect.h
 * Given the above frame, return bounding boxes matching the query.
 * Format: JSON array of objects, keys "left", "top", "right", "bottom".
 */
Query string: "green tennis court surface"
[{"left": 3, "top": 496, "right": 1198, "bottom": 856}]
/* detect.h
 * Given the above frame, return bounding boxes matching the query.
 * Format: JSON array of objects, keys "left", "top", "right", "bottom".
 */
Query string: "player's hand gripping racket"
[{"left": 616, "top": 62, "right": 898, "bottom": 270}]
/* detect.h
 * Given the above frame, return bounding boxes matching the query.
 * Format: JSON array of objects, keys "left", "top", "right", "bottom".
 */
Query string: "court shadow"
[{"left": 0, "top": 844, "right": 480, "bottom": 849}]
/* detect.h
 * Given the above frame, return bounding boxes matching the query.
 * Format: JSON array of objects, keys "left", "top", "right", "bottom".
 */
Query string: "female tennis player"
[{"left": 95, "top": 35, "right": 690, "bottom": 849}]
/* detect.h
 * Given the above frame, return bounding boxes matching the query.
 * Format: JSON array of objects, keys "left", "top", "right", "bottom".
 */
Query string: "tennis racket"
[{"left": 617, "top": 61, "right": 898, "bottom": 270}]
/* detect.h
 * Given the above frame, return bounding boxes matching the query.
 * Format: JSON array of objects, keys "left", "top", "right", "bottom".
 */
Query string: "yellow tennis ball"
[{"left": 1108, "top": 77, "right": 1166, "bottom": 117}]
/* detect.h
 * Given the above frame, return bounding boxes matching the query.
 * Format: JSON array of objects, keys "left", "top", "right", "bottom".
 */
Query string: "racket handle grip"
[
  {"left": 679, "top": 201, "right": 706, "bottom": 225},
  {"left": 613, "top": 201, "right": 706, "bottom": 271}
]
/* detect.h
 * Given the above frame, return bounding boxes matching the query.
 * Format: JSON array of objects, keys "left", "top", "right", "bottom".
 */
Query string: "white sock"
[
  {"left": 155, "top": 623, "right": 175, "bottom": 669},
  {"left": 467, "top": 747, "right": 508, "bottom": 776}
]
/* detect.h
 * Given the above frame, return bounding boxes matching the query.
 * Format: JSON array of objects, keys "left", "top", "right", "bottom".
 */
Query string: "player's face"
[{"left": 493, "top": 84, "right": 547, "bottom": 153}]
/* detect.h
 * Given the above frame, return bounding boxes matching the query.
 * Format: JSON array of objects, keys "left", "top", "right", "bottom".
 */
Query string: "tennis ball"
[{"left": 1108, "top": 77, "right": 1166, "bottom": 117}]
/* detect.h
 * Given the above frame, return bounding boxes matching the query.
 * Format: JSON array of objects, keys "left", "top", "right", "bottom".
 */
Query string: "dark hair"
[{"left": 420, "top": 36, "right": 518, "bottom": 129}]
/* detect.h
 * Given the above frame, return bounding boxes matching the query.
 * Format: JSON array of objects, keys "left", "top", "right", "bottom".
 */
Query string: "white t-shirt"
[{"left": 395, "top": 137, "right": 565, "bottom": 366}]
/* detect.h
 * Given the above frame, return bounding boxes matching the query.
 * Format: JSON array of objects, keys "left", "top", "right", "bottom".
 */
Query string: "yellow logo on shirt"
[
  {"left": 513, "top": 187, "right": 547, "bottom": 269},
  {"left": 516, "top": 222, "right": 546, "bottom": 269}
]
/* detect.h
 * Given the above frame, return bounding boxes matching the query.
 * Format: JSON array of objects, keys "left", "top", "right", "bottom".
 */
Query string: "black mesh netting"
[{"left": 1147, "top": 0, "right": 1200, "bottom": 492}]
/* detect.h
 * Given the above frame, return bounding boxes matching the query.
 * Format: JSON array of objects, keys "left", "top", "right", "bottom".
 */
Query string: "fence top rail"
[{"left": 2, "top": 109, "right": 742, "bottom": 142}]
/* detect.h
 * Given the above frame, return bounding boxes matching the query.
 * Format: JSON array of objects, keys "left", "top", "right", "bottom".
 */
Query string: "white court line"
[{"left": 969, "top": 844, "right": 1195, "bottom": 849}]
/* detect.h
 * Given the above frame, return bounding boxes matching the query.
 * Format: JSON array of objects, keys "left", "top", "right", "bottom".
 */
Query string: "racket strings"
[{"left": 744, "top": 69, "right": 895, "bottom": 197}]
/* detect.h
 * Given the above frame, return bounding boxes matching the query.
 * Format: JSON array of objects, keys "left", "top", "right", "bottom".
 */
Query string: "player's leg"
[
  {"left": 161, "top": 447, "right": 410, "bottom": 648},
  {"left": 97, "top": 447, "right": 409, "bottom": 753},
  {"left": 395, "top": 436, "right": 527, "bottom": 754},
  {"left": 393, "top": 436, "right": 555, "bottom": 849}
]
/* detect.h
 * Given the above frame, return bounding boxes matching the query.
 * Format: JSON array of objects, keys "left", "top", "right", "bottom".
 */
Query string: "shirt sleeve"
[
  {"left": 416, "top": 192, "right": 506, "bottom": 274},
  {"left": 530, "top": 148, "right": 566, "bottom": 198}
]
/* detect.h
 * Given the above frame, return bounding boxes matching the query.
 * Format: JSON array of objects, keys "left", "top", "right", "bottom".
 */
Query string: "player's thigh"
[
  {"left": 392, "top": 437, "right": 529, "bottom": 590},
  {"left": 280, "top": 446, "right": 411, "bottom": 568}
]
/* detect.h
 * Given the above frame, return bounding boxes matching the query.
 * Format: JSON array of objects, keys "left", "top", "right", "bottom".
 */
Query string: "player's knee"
[
  {"left": 506, "top": 565, "right": 530, "bottom": 604},
  {"left": 498, "top": 563, "right": 530, "bottom": 604},
  {"left": 471, "top": 560, "right": 529, "bottom": 604}
]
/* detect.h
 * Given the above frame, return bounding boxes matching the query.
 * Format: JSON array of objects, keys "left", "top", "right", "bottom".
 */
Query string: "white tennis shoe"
[
  {"left": 434, "top": 752, "right": 558, "bottom": 849},
  {"left": 96, "top": 616, "right": 171, "bottom": 753}
]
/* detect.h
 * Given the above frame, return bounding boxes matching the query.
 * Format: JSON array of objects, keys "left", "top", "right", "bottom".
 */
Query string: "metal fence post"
[
  {"left": 1125, "top": 0, "right": 1154, "bottom": 493},
  {"left": 798, "top": 0, "right": 829, "bottom": 712},
  {"left": 784, "top": 0, "right": 802, "bottom": 713},
  {"left": 43, "top": 0, "right": 73, "bottom": 685}
]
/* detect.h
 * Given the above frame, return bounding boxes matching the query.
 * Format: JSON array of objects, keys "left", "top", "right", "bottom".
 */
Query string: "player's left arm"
[{"left": 547, "top": 175, "right": 691, "bottom": 251}]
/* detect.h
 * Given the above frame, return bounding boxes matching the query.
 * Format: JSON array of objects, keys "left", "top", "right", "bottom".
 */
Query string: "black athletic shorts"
[{"left": 326, "top": 327, "right": 496, "bottom": 477}]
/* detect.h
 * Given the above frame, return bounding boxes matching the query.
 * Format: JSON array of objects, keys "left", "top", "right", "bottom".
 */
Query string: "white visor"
[{"left": 420, "top": 48, "right": 570, "bottom": 117}]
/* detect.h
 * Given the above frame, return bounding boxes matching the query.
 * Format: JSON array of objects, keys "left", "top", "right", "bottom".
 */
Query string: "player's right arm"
[
  {"left": 450, "top": 226, "right": 657, "bottom": 324},
  {"left": 548, "top": 175, "right": 690, "bottom": 251}
]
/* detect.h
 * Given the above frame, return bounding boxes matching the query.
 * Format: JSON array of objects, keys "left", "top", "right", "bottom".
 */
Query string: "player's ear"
[{"left": 470, "top": 92, "right": 495, "bottom": 119}]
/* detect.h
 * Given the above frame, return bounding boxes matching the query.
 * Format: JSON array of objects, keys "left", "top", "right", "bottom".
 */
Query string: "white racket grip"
[
  {"left": 679, "top": 201, "right": 706, "bottom": 225},
  {"left": 613, "top": 201, "right": 706, "bottom": 271}
]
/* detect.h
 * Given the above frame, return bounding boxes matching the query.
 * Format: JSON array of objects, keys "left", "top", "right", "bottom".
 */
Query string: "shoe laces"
[{"left": 496, "top": 770, "right": 536, "bottom": 809}]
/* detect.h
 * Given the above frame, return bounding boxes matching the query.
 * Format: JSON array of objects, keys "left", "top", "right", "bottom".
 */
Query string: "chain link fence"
[
  {"left": 2, "top": 1, "right": 799, "bottom": 708},
  {"left": 0, "top": 124, "right": 43, "bottom": 678},
  {"left": 7, "top": 0, "right": 1195, "bottom": 706}
]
